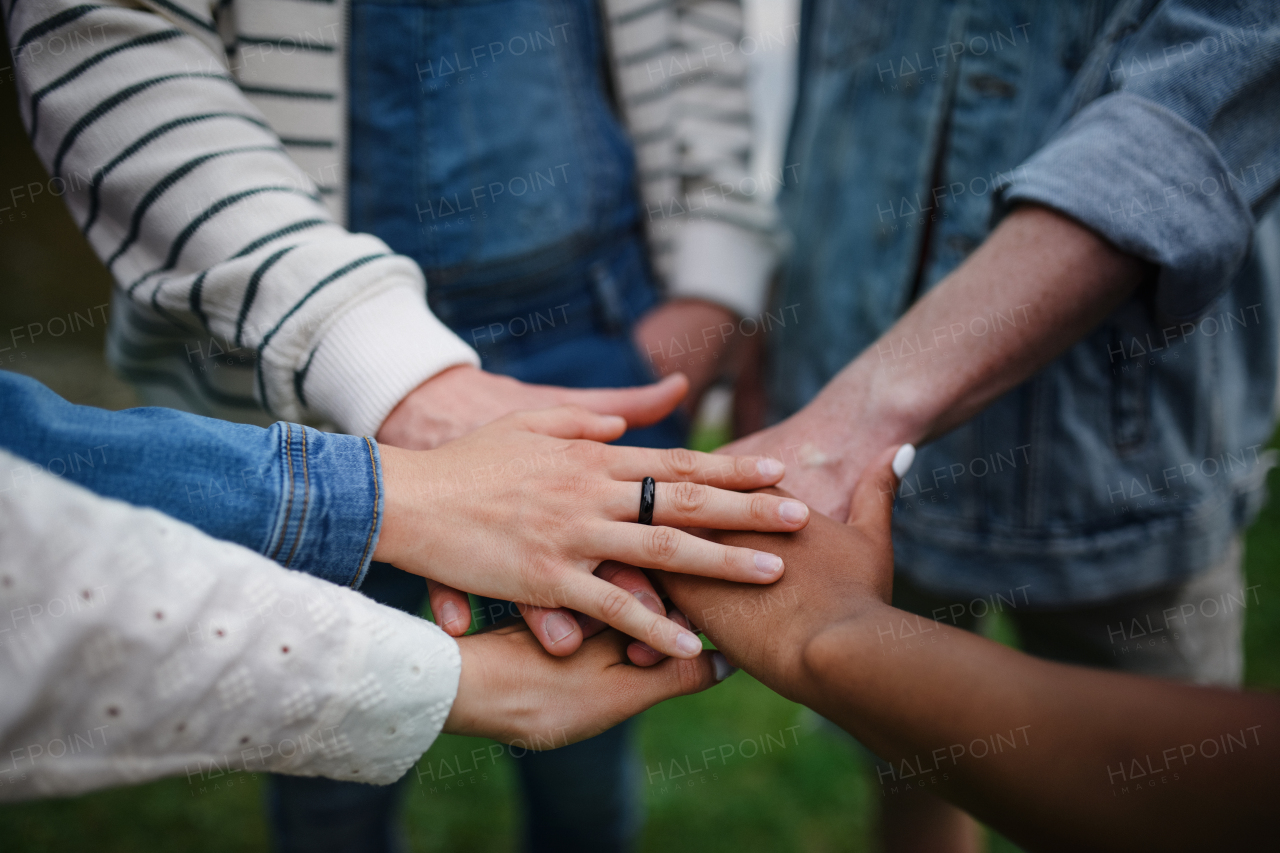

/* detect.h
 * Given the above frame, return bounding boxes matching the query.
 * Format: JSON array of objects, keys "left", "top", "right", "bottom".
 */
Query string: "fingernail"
[
  {"left": 754, "top": 551, "right": 784, "bottom": 578},
  {"left": 675, "top": 631, "right": 703, "bottom": 657},
  {"left": 439, "top": 600, "right": 460, "bottom": 629},
  {"left": 634, "top": 591, "right": 663, "bottom": 615},
  {"left": 756, "top": 457, "right": 785, "bottom": 478},
  {"left": 545, "top": 612, "right": 577, "bottom": 645},
  {"left": 712, "top": 652, "right": 738, "bottom": 682},
  {"left": 892, "top": 444, "right": 916, "bottom": 478},
  {"left": 777, "top": 500, "right": 808, "bottom": 524}
]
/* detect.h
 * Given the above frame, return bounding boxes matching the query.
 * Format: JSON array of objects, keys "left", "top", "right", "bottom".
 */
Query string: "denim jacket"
[
  {"left": 772, "top": 0, "right": 1280, "bottom": 605},
  {"left": 0, "top": 371, "right": 384, "bottom": 589}
]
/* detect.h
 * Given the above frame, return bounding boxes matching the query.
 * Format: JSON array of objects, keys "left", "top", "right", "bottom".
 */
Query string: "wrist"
[
  {"left": 795, "top": 599, "right": 894, "bottom": 710},
  {"left": 304, "top": 284, "right": 479, "bottom": 437},
  {"left": 791, "top": 358, "right": 926, "bottom": 478},
  {"left": 442, "top": 634, "right": 489, "bottom": 738},
  {"left": 370, "top": 443, "right": 432, "bottom": 568},
  {"left": 377, "top": 365, "right": 483, "bottom": 450}
]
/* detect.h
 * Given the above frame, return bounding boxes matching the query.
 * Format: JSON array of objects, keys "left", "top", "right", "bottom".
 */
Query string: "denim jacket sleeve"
[
  {"left": 998, "top": 0, "right": 1280, "bottom": 320},
  {"left": 0, "top": 370, "right": 382, "bottom": 589}
]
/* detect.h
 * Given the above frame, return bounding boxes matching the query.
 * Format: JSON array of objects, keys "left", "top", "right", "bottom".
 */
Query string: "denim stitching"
[
  {"left": 353, "top": 437, "right": 380, "bottom": 587},
  {"left": 283, "top": 427, "right": 310, "bottom": 568},
  {"left": 270, "top": 423, "right": 296, "bottom": 562}
]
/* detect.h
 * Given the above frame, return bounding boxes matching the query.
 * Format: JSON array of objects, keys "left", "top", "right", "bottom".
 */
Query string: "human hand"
[
  {"left": 632, "top": 299, "right": 739, "bottom": 412},
  {"left": 425, "top": 563, "right": 686, "bottom": 666},
  {"left": 650, "top": 444, "right": 910, "bottom": 704},
  {"left": 373, "top": 405, "right": 812, "bottom": 659},
  {"left": 377, "top": 365, "right": 690, "bottom": 451},
  {"left": 719, "top": 371, "right": 914, "bottom": 520},
  {"left": 443, "top": 617, "right": 730, "bottom": 747}
]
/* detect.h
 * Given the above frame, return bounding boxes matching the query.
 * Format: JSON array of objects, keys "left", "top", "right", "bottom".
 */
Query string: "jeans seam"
[
  {"left": 354, "top": 436, "right": 380, "bottom": 587},
  {"left": 271, "top": 423, "right": 297, "bottom": 563},
  {"left": 283, "top": 426, "right": 310, "bottom": 568}
]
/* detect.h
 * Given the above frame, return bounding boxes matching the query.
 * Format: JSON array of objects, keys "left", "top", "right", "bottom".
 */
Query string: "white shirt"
[{"left": 0, "top": 449, "right": 461, "bottom": 801}]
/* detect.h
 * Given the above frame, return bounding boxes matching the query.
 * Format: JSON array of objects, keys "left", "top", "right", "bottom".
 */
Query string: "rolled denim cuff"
[
  {"left": 998, "top": 92, "right": 1255, "bottom": 321},
  {"left": 265, "top": 425, "right": 384, "bottom": 589}
]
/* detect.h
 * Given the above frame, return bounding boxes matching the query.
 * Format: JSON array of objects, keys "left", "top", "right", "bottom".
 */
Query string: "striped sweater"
[{"left": 4, "top": 0, "right": 777, "bottom": 436}]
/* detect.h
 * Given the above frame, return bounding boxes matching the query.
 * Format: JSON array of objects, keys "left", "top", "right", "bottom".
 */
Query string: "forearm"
[
  {"left": 815, "top": 205, "right": 1148, "bottom": 451},
  {"left": 657, "top": 502, "right": 1279, "bottom": 851},
  {"left": 805, "top": 607, "right": 1280, "bottom": 852}
]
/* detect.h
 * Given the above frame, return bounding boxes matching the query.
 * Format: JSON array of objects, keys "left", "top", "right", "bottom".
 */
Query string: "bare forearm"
[
  {"left": 823, "top": 206, "right": 1148, "bottom": 447},
  {"left": 804, "top": 608, "right": 1280, "bottom": 852},
  {"left": 661, "top": 564, "right": 1278, "bottom": 850}
]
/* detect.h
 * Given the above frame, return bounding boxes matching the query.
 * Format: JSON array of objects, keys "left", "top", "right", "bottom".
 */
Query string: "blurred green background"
[{"left": 2, "top": 28, "right": 1277, "bottom": 853}]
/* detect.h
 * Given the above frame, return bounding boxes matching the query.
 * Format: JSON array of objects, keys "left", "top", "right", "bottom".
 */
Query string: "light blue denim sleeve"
[
  {"left": 0, "top": 370, "right": 383, "bottom": 589},
  {"left": 999, "top": 0, "right": 1280, "bottom": 319}
]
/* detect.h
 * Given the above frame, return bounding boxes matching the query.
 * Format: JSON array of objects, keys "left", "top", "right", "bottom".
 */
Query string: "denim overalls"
[
  {"left": 267, "top": 2, "right": 666, "bottom": 852},
  {"left": 347, "top": 0, "right": 677, "bottom": 454}
]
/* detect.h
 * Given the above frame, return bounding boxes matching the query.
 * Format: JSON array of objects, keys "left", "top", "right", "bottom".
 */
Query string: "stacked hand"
[
  {"left": 373, "top": 402, "right": 811, "bottom": 660},
  {"left": 370, "top": 365, "right": 812, "bottom": 746}
]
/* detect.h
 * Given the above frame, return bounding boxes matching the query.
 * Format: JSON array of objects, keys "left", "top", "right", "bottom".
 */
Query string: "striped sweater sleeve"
[
  {"left": 607, "top": 0, "right": 780, "bottom": 318},
  {"left": 3, "top": 0, "right": 479, "bottom": 437}
]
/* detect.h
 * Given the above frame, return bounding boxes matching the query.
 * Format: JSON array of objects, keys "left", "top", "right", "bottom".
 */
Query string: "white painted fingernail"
[
  {"left": 892, "top": 444, "right": 916, "bottom": 479},
  {"left": 712, "top": 652, "right": 737, "bottom": 682},
  {"left": 757, "top": 457, "right": 785, "bottom": 478}
]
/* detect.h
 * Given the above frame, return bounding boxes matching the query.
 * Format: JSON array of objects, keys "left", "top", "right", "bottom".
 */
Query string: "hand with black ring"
[{"left": 372, "top": 405, "right": 810, "bottom": 660}]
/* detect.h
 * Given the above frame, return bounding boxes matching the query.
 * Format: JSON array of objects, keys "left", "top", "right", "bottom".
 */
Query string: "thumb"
[
  {"left": 846, "top": 444, "right": 915, "bottom": 538},
  {"left": 511, "top": 405, "right": 628, "bottom": 441}
]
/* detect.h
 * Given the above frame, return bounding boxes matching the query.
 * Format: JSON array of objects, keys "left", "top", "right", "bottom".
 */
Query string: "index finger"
[{"left": 562, "top": 575, "right": 704, "bottom": 660}]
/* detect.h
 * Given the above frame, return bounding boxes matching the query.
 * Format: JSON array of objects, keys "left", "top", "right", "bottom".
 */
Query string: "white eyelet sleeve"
[{"left": 0, "top": 449, "right": 460, "bottom": 801}]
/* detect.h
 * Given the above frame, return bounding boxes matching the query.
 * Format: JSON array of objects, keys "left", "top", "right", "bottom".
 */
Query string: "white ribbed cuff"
[
  {"left": 668, "top": 218, "right": 777, "bottom": 318},
  {"left": 303, "top": 285, "right": 480, "bottom": 437}
]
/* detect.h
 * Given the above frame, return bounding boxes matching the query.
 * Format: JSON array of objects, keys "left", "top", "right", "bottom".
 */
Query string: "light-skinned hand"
[
  {"left": 376, "top": 365, "right": 691, "bottom": 451},
  {"left": 444, "top": 617, "right": 730, "bottom": 747},
  {"left": 373, "top": 405, "right": 811, "bottom": 660}
]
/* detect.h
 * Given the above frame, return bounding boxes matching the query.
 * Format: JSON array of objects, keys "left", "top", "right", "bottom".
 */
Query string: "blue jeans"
[{"left": 268, "top": 231, "right": 681, "bottom": 853}]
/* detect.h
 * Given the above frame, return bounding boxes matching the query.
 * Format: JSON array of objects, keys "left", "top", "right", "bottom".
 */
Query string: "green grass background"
[{"left": 2, "top": 25, "right": 1277, "bottom": 853}]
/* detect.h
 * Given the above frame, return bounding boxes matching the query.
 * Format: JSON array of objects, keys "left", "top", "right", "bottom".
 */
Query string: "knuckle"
[
  {"left": 642, "top": 618, "right": 669, "bottom": 653},
  {"left": 675, "top": 656, "right": 705, "bottom": 695},
  {"left": 564, "top": 471, "right": 600, "bottom": 500},
  {"left": 748, "top": 494, "right": 772, "bottom": 524},
  {"left": 522, "top": 556, "right": 563, "bottom": 597},
  {"left": 597, "top": 586, "right": 632, "bottom": 622},
  {"left": 569, "top": 440, "right": 606, "bottom": 467},
  {"left": 663, "top": 447, "right": 700, "bottom": 479},
  {"left": 644, "top": 526, "right": 681, "bottom": 563},
  {"left": 668, "top": 481, "right": 707, "bottom": 515}
]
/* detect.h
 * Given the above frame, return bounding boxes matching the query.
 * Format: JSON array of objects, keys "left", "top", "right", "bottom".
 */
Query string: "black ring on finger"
[{"left": 638, "top": 477, "right": 656, "bottom": 525}]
